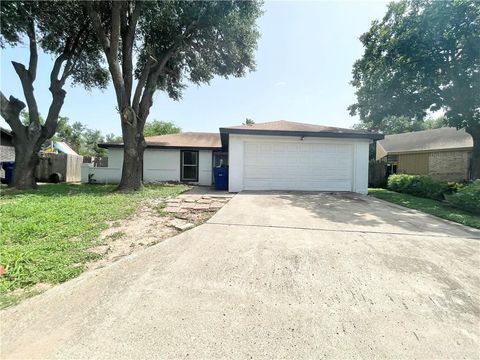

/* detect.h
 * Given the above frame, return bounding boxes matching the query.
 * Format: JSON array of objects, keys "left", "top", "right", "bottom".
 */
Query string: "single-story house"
[
  {"left": 84, "top": 120, "right": 383, "bottom": 194},
  {"left": 376, "top": 127, "right": 473, "bottom": 181}
]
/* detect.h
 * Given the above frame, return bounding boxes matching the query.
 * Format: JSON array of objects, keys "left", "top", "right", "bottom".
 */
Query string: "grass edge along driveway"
[
  {"left": 0, "top": 183, "right": 188, "bottom": 308},
  {"left": 368, "top": 188, "right": 480, "bottom": 230}
]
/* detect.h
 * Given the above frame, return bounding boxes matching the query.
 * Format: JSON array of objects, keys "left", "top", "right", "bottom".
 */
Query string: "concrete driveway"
[{"left": 1, "top": 192, "right": 479, "bottom": 359}]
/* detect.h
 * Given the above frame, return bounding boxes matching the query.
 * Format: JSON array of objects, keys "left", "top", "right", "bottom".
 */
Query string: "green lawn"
[
  {"left": 0, "top": 183, "right": 188, "bottom": 307},
  {"left": 369, "top": 188, "right": 480, "bottom": 229}
]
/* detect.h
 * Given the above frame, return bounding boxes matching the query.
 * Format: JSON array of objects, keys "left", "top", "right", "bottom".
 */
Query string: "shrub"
[
  {"left": 387, "top": 174, "right": 449, "bottom": 200},
  {"left": 447, "top": 181, "right": 465, "bottom": 193},
  {"left": 445, "top": 180, "right": 480, "bottom": 214}
]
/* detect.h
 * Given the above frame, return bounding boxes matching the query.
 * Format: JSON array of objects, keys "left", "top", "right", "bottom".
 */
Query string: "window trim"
[{"left": 180, "top": 150, "right": 199, "bottom": 182}]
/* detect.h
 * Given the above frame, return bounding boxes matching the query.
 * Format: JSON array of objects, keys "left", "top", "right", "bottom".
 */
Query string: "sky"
[{"left": 0, "top": 1, "right": 390, "bottom": 136}]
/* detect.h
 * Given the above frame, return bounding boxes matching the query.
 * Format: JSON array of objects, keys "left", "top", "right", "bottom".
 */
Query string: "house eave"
[
  {"left": 219, "top": 128, "right": 384, "bottom": 148},
  {"left": 98, "top": 143, "right": 222, "bottom": 151},
  {"left": 219, "top": 128, "right": 384, "bottom": 139}
]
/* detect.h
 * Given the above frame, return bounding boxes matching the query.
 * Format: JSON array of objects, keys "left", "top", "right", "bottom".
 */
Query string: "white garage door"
[{"left": 243, "top": 141, "right": 354, "bottom": 191}]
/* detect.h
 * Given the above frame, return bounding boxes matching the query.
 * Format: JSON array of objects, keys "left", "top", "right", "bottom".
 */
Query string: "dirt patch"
[{"left": 86, "top": 193, "right": 232, "bottom": 271}]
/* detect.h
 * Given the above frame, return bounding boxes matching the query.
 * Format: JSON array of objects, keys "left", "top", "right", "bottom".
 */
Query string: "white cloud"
[{"left": 274, "top": 81, "right": 287, "bottom": 87}]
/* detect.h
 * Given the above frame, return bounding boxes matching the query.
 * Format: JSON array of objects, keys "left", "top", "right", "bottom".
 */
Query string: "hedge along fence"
[{"left": 387, "top": 174, "right": 450, "bottom": 200}]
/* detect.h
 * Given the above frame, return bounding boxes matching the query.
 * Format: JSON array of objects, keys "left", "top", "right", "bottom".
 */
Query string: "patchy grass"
[
  {"left": 105, "top": 231, "right": 126, "bottom": 241},
  {"left": 0, "top": 183, "right": 188, "bottom": 308},
  {"left": 156, "top": 202, "right": 168, "bottom": 216},
  {"left": 369, "top": 188, "right": 480, "bottom": 229}
]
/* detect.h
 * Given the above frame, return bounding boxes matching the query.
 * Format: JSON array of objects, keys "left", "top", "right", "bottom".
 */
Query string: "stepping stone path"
[{"left": 164, "top": 193, "right": 233, "bottom": 214}]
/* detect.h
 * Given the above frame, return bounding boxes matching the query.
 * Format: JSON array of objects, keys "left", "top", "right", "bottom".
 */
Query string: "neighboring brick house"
[
  {"left": 376, "top": 127, "right": 473, "bottom": 181},
  {"left": 1, "top": 127, "right": 15, "bottom": 178},
  {"left": 1, "top": 127, "right": 15, "bottom": 161}
]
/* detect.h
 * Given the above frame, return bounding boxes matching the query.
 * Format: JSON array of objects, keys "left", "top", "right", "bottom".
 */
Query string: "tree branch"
[
  {"left": 26, "top": 17, "right": 38, "bottom": 81},
  {"left": 43, "top": 86, "right": 67, "bottom": 140},
  {"left": 132, "top": 59, "right": 152, "bottom": 113},
  {"left": 137, "top": 44, "right": 182, "bottom": 122},
  {"left": 11, "top": 61, "right": 40, "bottom": 125},
  {"left": 135, "top": 13, "right": 204, "bottom": 121},
  {"left": 85, "top": 2, "right": 110, "bottom": 53},
  {"left": 59, "top": 25, "right": 90, "bottom": 84},
  {"left": 122, "top": 1, "right": 143, "bottom": 101},
  {"left": 85, "top": 2, "right": 125, "bottom": 107},
  {"left": 110, "top": 1, "right": 121, "bottom": 59},
  {"left": 0, "top": 92, "right": 26, "bottom": 136},
  {"left": 50, "top": 54, "right": 69, "bottom": 88}
]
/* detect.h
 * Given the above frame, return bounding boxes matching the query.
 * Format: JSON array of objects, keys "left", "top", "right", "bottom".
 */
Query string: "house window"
[
  {"left": 387, "top": 154, "right": 398, "bottom": 175},
  {"left": 181, "top": 150, "right": 198, "bottom": 182}
]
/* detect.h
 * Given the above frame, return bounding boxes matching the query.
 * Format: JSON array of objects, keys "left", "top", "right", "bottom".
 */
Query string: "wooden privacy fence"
[
  {"left": 36, "top": 153, "right": 83, "bottom": 182},
  {"left": 368, "top": 160, "right": 387, "bottom": 187}
]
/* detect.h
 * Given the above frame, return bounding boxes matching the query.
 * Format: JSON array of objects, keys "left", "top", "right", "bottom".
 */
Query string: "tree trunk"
[
  {"left": 466, "top": 125, "right": 480, "bottom": 180},
  {"left": 0, "top": 93, "right": 49, "bottom": 190},
  {"left": 11, "top": 140, "right": 42, "bottom": 189},
  {"left": 117, "top": 109, "right": 146, "bottom": 191}
]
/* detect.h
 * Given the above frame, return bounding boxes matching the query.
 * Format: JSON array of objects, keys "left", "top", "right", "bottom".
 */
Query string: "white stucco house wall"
[{"left": 82, "top": 120, "right": 383, "bottom": 194}]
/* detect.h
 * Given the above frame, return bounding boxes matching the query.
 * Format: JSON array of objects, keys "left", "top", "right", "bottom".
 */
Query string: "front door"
[{"left": 181, "top": 150, "right": 199, "bottom": 182}]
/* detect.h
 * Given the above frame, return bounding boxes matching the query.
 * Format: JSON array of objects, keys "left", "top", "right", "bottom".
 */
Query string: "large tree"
[
  {"left": 85, "top": 0, "right": 262, "bottom": 191},
  {"left": 349, "top": 0, "right": 480, "bottom": 178},
  {"left": 0, "top": 1, "right": 108, "bottom": 189},
  {"left": 353, "top": 115, "right": 446, "bottom": 135},
  {"left": 53, "top": 117, "right": 86, "bottom": 154}
]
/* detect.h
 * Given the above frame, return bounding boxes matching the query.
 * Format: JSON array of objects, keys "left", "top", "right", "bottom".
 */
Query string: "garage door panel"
[
  {"left": 244, "top": 179, "right": 352, "bottom": 191},
  {"left": 243, "top": 141, "right": 353, "bottom": 191}
]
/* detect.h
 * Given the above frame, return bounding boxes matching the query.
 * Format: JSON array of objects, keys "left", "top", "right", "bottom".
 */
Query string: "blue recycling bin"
[
  {"left": 2, "top": 161, "right": 15, "bottom": 185},
  {"left": 213, "top": 167, "right": 228, "bottom": 191}
]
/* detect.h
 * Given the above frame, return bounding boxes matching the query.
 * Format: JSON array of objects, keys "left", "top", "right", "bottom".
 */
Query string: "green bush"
[
  {"left": 447, "top": 181, "right": 465, "bottom": 193},
  {"left": 445, "top": 180, "right": 480, "bottom": 214},
  {"left": 387, "top": 174, "right": 449, "bottom": 200}
]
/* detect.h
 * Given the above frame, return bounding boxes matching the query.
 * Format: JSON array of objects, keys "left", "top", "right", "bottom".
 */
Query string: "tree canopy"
[
  {"left": 350, "top": 0, "right": 479, "bottom": 129},
  {"left": 85, "top": 0, "right": 262, "bottom": 190},
  {"left": 349, "top": 0, "right": 480, "bottom": 178},
  {"left": 353, "top": 115, "right": 447, "bottom": 135}
]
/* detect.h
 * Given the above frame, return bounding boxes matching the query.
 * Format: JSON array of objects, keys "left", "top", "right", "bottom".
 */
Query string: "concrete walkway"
[{"left": 1, "top": 192, "right": 479, "bottom": 359}]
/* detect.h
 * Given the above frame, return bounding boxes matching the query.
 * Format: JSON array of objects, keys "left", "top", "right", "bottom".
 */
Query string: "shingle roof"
[
  {"left": 378, "top": 127, "right": 473, "bottom": 154},
  {"left": 99, "top": 132, "right": 222, "bottom": 149},
  {"left": 221, "top": 120, "right": 382, "bottom": 139},
  {"left": 1, "top": 127, "right": 12, "bottom": 137}
]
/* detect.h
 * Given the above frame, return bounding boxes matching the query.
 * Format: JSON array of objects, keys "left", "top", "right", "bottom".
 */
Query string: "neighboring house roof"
[
  {"left": 1, "top": 127, "right": 12, "bottom": 136},
  {"left": 99, "top": 132, "right": 222, "bottom": 150},
  {"left": 376, "top": 127, "right": 473, "bottom": 159},
  {"left": 55, "top": 142, "right": 79, "bottom": 155},
  {"left": 220, "top": 120, "right": 383, "bottom": 139}
]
